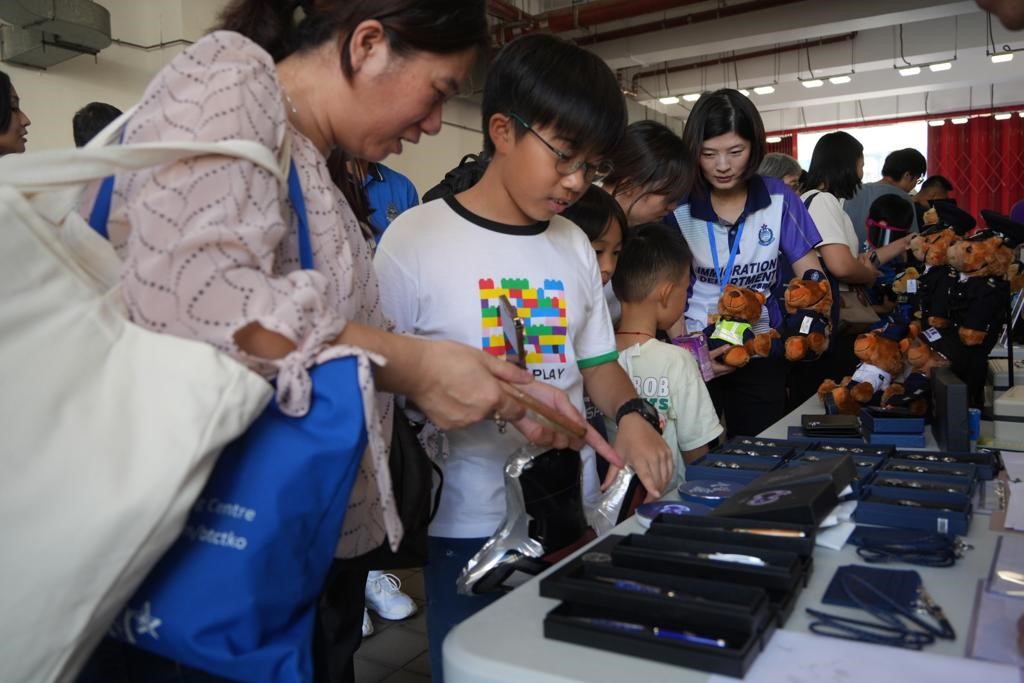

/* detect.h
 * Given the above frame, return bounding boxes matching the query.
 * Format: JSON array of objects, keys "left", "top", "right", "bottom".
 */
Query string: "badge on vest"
[
  {"left": 758, "top": 224, "right": 774, "bottom": 246},
  {"left": 710, "top": 319, "right": 751, "bottom": 345},
  {"left": 386, "top": 202, "right": 399, "bottom": 223}
]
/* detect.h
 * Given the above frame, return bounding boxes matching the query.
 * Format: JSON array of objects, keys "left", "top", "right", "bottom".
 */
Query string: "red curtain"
[
  {"left": 765, "top": 135, "right": 797, "bottom": 159},
  {"left": 927, "top": 116, "right": 1024, "bottom": 221}
]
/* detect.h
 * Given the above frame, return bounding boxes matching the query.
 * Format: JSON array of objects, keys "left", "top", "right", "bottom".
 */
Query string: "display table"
[{"left": 443, "top": 395, "right": 1011, "bottom": 682}]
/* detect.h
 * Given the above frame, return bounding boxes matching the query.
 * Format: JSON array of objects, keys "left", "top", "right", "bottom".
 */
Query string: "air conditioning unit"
[{"left": 0, "top": 0, "right": 111, "bottom": 69}]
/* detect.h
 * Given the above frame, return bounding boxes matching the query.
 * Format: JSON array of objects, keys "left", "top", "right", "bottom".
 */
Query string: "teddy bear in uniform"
[
  {"left": 818, "top": 322, "right": 909, "bottom": 415},
  {"left": 912, "top": 203, "right": 976, "bottom": 329},
  {"left": 782, "top": 269, "right": 833, "bottom": 362},
  {"left": 704, "top": 284, "right": 780, "bottom": 368},
  {"left": 882, "top": 324, "right": 952, "bottom": 417}
]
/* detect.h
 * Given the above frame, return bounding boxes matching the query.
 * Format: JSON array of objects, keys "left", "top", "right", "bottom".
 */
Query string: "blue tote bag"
[{"left": 90, "top": 162, "right": 368, "bottom": 682}]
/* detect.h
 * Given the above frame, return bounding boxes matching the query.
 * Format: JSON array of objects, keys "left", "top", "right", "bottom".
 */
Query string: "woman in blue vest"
[{"left": 665, "top": 89, "right": 824, "bottom": 436}]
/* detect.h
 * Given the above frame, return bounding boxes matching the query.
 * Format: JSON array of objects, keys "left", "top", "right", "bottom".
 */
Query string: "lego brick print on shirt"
[{"left": 480, "top": 277, "right": 567, "bottom": 370}]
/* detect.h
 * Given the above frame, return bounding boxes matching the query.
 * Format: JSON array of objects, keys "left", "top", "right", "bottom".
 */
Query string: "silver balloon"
[
  {"left": 586, "top": 465, "right": 636, "bottom": 535},
  {"left": 456, "top": 445, "right": 546, "bottom": 596}
]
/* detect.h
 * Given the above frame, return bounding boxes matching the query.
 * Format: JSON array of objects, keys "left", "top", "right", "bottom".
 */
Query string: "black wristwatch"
[{"left": 615, "top": 398, "right": 662, "bottom": 435}]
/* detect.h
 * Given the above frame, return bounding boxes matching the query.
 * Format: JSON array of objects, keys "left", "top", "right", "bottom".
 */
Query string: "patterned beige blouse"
[{"left": 93, "top": 31, "right": 399, "bottom": 557}]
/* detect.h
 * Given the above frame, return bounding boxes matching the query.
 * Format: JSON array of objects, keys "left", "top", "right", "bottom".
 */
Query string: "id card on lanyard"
[{"left": 707, "top": 219, "right": 745, "bottom": 294}]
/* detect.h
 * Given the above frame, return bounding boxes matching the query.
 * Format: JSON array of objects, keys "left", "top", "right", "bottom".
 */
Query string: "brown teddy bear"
[
  {"left": 915, "top": 227, "right": 961, "bottom": 329},
  {"left": 947, "top": 214, "right": 1024, "bottom": 407},
  {"left": 782, "top": 269, "right": 832, "bottom": 362},
  {"left": 818, "top": 323, "right": 909, "bottom": 415},
  {"left": 945, "top": 230, "right": 1014, "bottom": 347},
  {"left": 882, "top": 324, "right": 952, "bottom": 416},
  {"left": 889, "top": 266, "right": 921, "bottom": 325},
  {"left": 916, "top": 204, "right": 977, "bottom": 328},
  {"left": 703, "top": 285, "right": 780, "bottom": 368}
]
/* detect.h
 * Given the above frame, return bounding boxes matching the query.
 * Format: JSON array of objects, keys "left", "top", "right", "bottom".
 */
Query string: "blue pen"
[{"left": 570, "top": 616, "right": 728, "bottom": 649}]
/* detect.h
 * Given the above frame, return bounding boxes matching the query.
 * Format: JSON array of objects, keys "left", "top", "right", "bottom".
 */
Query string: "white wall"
[
  {"left": 384, "top": 98, "right": 485, "bottom": 198},
  {"left": 5, "top": 0, "right": 221, "bottom": 150}
]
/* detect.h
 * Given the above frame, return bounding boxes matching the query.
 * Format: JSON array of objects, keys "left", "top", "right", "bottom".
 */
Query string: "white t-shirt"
[
  {"left": 802, "top": 190, "right": 859, "bottom": 291},
  {"left": 374, "top": 196, "right": 618, "bottom": 538},
  {"left": 606, "top": 340, "right": 724, "bottom": 490}
]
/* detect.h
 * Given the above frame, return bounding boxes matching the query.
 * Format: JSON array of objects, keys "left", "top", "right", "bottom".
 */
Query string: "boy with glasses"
[{"left": 374, "top": 33, "right": 672, "bottom": 681}]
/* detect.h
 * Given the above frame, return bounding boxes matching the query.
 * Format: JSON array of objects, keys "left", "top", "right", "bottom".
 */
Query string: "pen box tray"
[
  {"left": 539, "top": 538, "right": 773, "bottom": 633},
  {"left": 544, "top": 601, "right": 769, "bottom": 678},
  {"left": 612, "top": 533, "right": 801, "bottom": 594},
  {"left": 687, "top": 453, "right": 780, "bottom": 484},
  {"left": 646, "top": 514, "right": 816, "bottom": 559}
]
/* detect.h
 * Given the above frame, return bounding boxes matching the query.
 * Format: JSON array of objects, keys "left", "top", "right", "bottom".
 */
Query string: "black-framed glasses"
[{"left": 507, "top": 111, "right": 613, "bottom": 182}]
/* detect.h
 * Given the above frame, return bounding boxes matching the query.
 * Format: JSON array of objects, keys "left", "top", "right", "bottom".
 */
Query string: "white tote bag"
[{"left": 0, "top": 127, "right": 288, "bottom": 683}]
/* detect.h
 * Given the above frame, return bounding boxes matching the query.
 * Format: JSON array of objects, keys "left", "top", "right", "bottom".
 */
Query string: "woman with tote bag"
[{"left": 1, "top": 2, "right": 615, "bottom": 682}]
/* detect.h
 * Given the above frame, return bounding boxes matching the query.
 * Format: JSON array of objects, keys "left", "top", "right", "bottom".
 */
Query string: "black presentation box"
[
  {"left": 725, "top": 436, "right": 810, "bottom": 454},
  {"left": 896, "top": 449, "right": 1001, "bottom": 481},
  {"left": 854, "top": 485, "right": 972, "bottom": 535},
  {"left": 686, "top": 453, "right": 780, "bottom": 484},
  {"left": 709, "top": 456, "right": 854, "bottom": 526},
  {"left": 544, "top": 599, "right": 771, "bottom": 678},
  {"left": 611, "top": 533, "right": 802, "bottom": 594},
  {"left": 539, "top": 536, "right": 774, "bottom": 634},
  {"left": 646, "top": 514, "right": 816, "bottom": 560}
]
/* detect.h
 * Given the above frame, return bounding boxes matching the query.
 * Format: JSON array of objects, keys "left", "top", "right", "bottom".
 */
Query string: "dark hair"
[
  {"left": 603, "top": 120, "right": 691, "bottom": 208},
  {"left": 218, "top": 0, "right": 488, "bottom": 66},
  {"left": 920, "top": 174, "right": 953, "bottom": 193},
  {"left": 72, "top": 102, "right": 123, "bottom": 147},
  {"left": 803, "top": 131, "right": 864, "bottom": 200},
  {"left": 880, "top": 148, "right": 927, "bottom": 180},
  {"left": 0, "top": 70, "right": 12, "bottom": 134},
  {"left": 562, "top": 185, "right": 628, "bottom": 243},
  {"left": 421, "top": 152, "right": 489, "bottom": 202},
  {"left": 868, "top": 194, "right": 914, "bottom": 229},
  {"left": 682, "top": 89, "right": 765, "bottom": 197},
  {"left": 480, "top": 33, "right": 626, "bottom": 159},
  {"left": 758, "top": 152, "right": 801, "bottom": 180},
  {"left": 612, "top": 222, "right": 691, "bottom": 303}
]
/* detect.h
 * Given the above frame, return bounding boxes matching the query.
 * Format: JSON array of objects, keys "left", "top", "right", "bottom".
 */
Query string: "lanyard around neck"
[{"left": 706, "top": 219, "right": 745, "bottom": 294}]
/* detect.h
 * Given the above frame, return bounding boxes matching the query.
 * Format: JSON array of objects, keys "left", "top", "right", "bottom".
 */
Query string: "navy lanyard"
[{"left": 706, "top": 219, "right": 744, "bottom": 294}]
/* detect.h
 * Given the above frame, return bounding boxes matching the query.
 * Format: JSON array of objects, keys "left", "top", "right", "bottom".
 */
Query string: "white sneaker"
[
  {"left": 365, "top": 571, "right": 418, "bottom": 621},
  {"left": 361, "top": 608, "right": 374, "bottom": 638}
]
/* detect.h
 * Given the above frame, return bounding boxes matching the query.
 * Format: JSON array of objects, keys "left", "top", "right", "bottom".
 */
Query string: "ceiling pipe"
[
  {"left": 488, "top": 0, "right": 715, "bottom": 47},
  {"left": 542, "top": 0, "right": 709, "bottom": 34},
  {"left": 575, "top": 0, "right": 802, "bottom": 46},
  {"left": 630, "top": 32, "right": 857, "bottom": 93}
]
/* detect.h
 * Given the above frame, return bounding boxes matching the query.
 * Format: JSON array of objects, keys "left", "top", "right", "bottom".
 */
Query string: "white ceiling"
[{"left": 500, "top": 0, "right": 1024, "bottom": 132}]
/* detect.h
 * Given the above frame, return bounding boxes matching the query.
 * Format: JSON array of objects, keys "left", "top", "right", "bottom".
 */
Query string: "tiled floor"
[{"left": 354, "top": 569, "right": 432, "bottom": 683}]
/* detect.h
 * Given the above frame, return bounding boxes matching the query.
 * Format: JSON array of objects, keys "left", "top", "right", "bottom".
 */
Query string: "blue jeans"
[{"left": 424, "top": 536, "right": 502, "bottom": 683}]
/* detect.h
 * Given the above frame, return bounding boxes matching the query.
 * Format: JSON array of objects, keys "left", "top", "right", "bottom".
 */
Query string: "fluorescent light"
[
  {"left": 801, "top": 79, "right": 824, "bottom": 88},
  {"left": 927, "top": 119, "right": 945, "bottom": 127},
  {"left": 659, "top": 96, "right": 679, "bottom": 105},
  {"left": 928, "top": 62, "right": 952, "bottom": 72},
  {"left": 828, "top": 75, "right": 851, "bottom": 85},
  {"left": 753, "top": 85, "right": 775, "bottom": 95},
  {"left": 898, "top": 66, "right": 921, "bottom": 76},
  {"left": 995, "top": 112, "right": 1012, "bottom": 120},
  {"left": 738, "top": 89, "right": 750, "bottom": 96},
  {"left": 682, "top": 93, "right": 701, "bottom": 102},
  {"left": 951, "top": 116, "right": 969, "bottom": 124},
  {"left": 991, "top": 53, "right": 1014, "bottom": 64},
  {"left": 766, "top": 136, "right": 783, "bottom": 143}
]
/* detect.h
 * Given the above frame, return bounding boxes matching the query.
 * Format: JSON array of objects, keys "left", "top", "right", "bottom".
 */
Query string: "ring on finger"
[{"left": 493, "top": 410, "right": 507, "bottom": 434}]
